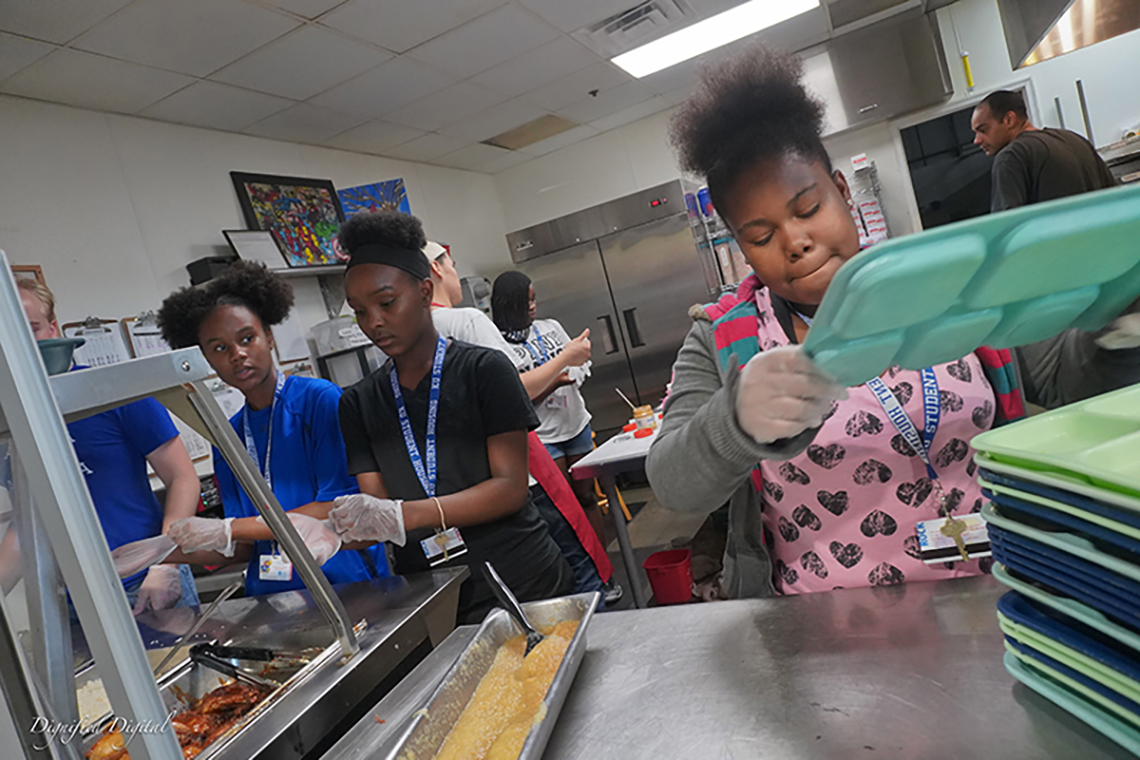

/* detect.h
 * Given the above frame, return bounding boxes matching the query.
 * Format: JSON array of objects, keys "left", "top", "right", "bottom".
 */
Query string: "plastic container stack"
[{"left": 973, "top": 384, "right": 1140, "bottom": 753}]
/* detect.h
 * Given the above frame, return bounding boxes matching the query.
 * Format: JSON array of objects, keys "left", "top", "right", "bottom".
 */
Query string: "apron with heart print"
[{"left": 750, "top": 286, "right": 998, "bottom": 594}]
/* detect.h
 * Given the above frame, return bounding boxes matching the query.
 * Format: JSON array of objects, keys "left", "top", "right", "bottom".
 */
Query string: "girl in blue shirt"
[{"left": 156, "top": 262, "right": 388, "bottom": 596}]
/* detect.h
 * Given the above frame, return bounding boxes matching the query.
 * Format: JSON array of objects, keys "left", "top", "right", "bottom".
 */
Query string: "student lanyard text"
[
  {"left": 795, "top": 309, "right": 945, "bottom": 509},
  {"left": 390, "top": 336, "right": 447, "bottom": 497},
  {"left": 243, "top": 370, "right": 286, "bottom": 491},
  {"left": 523, "top": 328, "right": 550, "bottom": 366}
]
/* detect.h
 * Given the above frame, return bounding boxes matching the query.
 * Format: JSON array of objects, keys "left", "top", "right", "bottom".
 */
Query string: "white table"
[{"left": 570, "top": 427, "right": 657, "bottom": 608}]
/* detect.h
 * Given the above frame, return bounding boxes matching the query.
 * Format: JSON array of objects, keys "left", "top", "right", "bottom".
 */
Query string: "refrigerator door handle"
[
  {"left": 597, "top": 315, "right": 619, "bottom": 355},
  {"left": 623, "top": 308, "right": 645, "bottom": 348}
]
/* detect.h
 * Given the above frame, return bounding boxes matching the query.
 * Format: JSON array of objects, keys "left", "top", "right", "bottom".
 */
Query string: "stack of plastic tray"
[{"left": 972, "top": 384, "right": 1140, "bottom": 753}]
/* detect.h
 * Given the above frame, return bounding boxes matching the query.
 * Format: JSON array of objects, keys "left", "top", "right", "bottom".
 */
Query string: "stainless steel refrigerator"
[{"left": 505, "top": 180, "right": 721, "bottom": 435}]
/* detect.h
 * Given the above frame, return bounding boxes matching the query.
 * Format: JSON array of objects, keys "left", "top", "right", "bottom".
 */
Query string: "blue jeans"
[
  {"left": 530, "top": 484, "right": 605, "bottom": 610},
  {"left": 122, "top": 563, "right": 200, "bottom": 609},
  {"left": 542, "top": 424, "right": 595, "bottom": 460}
]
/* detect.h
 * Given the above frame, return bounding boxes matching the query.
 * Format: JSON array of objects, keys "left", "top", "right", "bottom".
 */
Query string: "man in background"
[{"left": 971, "top": 89, "right": 1116, "bottom": 211}]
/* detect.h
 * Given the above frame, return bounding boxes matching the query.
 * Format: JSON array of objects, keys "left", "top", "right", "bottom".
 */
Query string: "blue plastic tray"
[
  {"left": 999, "top": 592, "right": 1140, "bottom": 684},
  {"left": 980, "top": 469, "right": 1140, "bottom": 529},
  {"left": 801, "top": 184, "right": 1140, "bottom": 387},
  {"left": 989, "top": 528, "right": 1140, "bottom": 603},
  {"left": 985, "top": 488, "right": 1140, "bottom": 556},
  {"left": 1005, "top": 638, "right": 1140, "bottom": 718}
]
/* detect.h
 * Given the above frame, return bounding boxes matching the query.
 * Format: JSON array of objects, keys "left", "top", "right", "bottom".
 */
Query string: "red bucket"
[{"left": 642, "top": 549, "right": 693, "bottom": 605}]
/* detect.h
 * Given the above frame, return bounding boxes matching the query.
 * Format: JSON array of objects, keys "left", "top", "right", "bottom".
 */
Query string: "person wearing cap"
[
  {"left": 423, "top": 240, "right": 614, "bottom": 604},
  {"left": 326, "top": 211, "right": 574, "bottom": 623}
]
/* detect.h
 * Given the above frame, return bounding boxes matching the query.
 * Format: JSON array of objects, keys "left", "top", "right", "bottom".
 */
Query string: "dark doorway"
[{"left": 902, "top": 105, "right": 993, "bottom": 229}]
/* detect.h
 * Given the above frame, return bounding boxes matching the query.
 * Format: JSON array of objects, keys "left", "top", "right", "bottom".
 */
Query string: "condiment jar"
[{"left": 633, "top": 405, "right": 657, "bottom": 431}]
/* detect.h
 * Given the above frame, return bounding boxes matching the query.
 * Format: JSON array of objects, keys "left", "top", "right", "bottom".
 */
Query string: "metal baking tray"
[
  {"left": 80, "top": 645, "right": 330, "bottom": 759},
  {"left": 385, "top": 591, "right": 600, "bottom": 760}
]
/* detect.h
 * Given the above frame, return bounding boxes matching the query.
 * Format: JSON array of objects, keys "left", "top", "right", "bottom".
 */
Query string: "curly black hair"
[
  {"left": 338, "top": 210, "right": 426, "bottom": 254},
  {"left": 157, "top": 260, "right": 294, "bottom": 349},
  {"left": 670, "top": 44, "right": 831, "bottom": 217}
]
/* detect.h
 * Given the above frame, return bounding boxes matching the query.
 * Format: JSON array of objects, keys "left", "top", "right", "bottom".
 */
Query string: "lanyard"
[
  {"left": 390, "top": 336, "right": 447, "bottom": 497},
  {"left": 243, "top": 370, "right": 286, "bottom": 491},
  {"left": 522, "top": 328, "right": 550, "bottom": 366},
  {"left": 866, "top": 368, "right": 941, "bottom": 482}
]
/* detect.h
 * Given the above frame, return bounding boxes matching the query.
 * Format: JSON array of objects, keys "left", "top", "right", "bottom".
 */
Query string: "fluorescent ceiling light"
[{"left": 612, "top": 0, "right": 820, "bottom": 78}]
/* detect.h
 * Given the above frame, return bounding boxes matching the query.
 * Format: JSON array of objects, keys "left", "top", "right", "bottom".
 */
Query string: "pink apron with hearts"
[{"left": 753, "top": 288, "right": 996, "bottom": 594}]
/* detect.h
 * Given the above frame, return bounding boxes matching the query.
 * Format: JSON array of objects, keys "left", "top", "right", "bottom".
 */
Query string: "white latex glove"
[
  {"left": 111, "top": 534, "right": 177, "bottom": 578},
  {"left": 1097, "top": 313, "right": 1140, "bottom": 350},
  {"left": 168, "top": 516, "right": 235, "bottom": 557},
  {"left": 329, "top": 494, "right": 406, "bottom": 546},
  {"left": 286, "top": 513, "right": 342, "bottom": 565},
  {"left": 132, "top": 564, "right": 183, "bottom": 615},
  {"left": 735, "top": 345, "right": 847, "bottom": 444}
]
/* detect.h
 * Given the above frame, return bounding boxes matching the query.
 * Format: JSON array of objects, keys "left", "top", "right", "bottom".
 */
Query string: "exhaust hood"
[{"left": 998, "top": 0, "right": 1140, "bottom": 68}]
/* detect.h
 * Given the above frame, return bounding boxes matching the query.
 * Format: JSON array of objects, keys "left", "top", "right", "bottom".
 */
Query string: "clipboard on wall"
[
  {"left": 61, "top": 317, "right": 131, "bottom": 367},
  {"left": 122, "top": 311, "right": 171, "bottom": 358}
]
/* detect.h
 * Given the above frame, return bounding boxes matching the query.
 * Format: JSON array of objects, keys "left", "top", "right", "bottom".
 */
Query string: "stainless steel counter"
[
  {"left": 547, "top": 575, "right": 1131, "bottom": 759},
  {"left": 330, "top": 575, "right": 1134, "bottom": 759}
]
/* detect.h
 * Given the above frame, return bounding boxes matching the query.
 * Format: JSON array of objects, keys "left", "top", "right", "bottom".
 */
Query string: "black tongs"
[{"left": 189, "top": 644, "right": 280, "bottom": 690}]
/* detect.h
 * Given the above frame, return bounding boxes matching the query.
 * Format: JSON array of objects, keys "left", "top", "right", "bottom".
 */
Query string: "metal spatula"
[{"left": 483, "top": 561, "right": 544, "bottom": 656}]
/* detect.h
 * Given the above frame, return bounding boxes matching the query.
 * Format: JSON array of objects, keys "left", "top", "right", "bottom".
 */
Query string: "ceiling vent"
[
  {"left": 481, "top": 115, "right": 579, "bottom": 151},
  {"left": 571, "top": 0, "right": 696, "bottom": 58}
]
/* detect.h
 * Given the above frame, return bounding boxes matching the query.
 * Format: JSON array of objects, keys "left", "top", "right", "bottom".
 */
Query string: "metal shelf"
[{"left": 270, "top": 265, "right": 346, "bottom": 278}]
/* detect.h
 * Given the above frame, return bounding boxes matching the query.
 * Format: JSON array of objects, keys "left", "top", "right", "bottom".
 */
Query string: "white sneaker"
[{"left": 604, "top": 582, "right": 623, "bottom": 604}]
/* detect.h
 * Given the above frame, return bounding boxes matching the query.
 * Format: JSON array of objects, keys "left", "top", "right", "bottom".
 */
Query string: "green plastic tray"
[
  {"left": 993, "top": 564, "right": 1140, "bottom": 656},
  {"left": 982, "top": 503, "right": 1140, "bottom": 584},
  {"left": 980, "top": 479, "right": 1140, "bottom": 540},
  {"left": 1005, "top": 649, "right": 1140, "bottom": 754},
  {"left": 976, "top": 453, "right": 1140, "bottom": 513},
  {"left": 999, "top": 613, "right": 1140, "bottom": 706},
  {"left": 971, "top": 385, "right": 1140, "bottom": 500},
  {"left": 802, "top": 184, "right": 1140, "bottom": 388}
]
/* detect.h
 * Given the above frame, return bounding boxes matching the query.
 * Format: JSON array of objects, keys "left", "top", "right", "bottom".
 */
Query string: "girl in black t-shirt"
[{"left": 328, "top": 211, "right": 573, "bottom": 623}]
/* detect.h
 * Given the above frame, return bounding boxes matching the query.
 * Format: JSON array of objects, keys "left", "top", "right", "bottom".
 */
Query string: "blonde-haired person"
[{"left": 6, "top": 278, "right": 201, "bottom": 612}]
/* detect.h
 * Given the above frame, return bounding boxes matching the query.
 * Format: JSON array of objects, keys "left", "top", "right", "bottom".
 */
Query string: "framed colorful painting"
[
  {"left": 338, "top": 178, "right": 411, "bottom": 217},
  {"left": 230, "top": 172, "right": 347, "bottom": 268}
]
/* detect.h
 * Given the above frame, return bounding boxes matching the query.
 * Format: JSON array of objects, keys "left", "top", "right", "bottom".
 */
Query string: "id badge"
[
  {"left": 545, "top": 392, "right": 568, "bottom": 409},
  {"left": 421, "top": 528, "right": 468, "bottom": 567},
  {"left": 914, "top": 514, "right": 991, "bottom": 564},
  {"left": 259, "top": 553, "right": 294, "bottom": 581}
]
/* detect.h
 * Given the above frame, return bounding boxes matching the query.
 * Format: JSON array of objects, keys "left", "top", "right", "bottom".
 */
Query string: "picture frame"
[
  {"left": 338, "top": 178, "right": 411, "bottom": 217},
  {"left": 11, "top": 264, "right": 46, "bottom": 285},
  {"left": 230, "top": 172, "right": 347, "bottom": 268}
]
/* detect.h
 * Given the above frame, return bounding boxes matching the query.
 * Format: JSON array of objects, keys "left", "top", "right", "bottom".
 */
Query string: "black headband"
[{"left": 345, "top": 243, "right": 431, "bottom": 280}]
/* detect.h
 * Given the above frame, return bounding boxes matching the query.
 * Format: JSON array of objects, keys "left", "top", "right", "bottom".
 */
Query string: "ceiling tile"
[
  {"left": 258, "top": 0, "right": 348, "bottom": 20},
  {"left": 432, "top": 142, "right": 511, "bottom": 170},
  {"left": 557, "top": 80, "right": 653, "bottom": 124},
  {"left": 243, "top": 102, "right": 367, "bottom": 142},
  {"left": 0, "top": 32, "right": 56, "bottom": 81},
  {"left": 140, "top": 81, "right": 294, "bottom": 132},
  {"left": 404, "top": 4, "right": 559, "bottom": 78},
  {"left": 470, "top": 36, "right": 600, "bottom": 98},
  {"left": 430, "top": 142, "right": 513, "bottom": 170},
  {"left": 478, "top": 149, "right": 533, "bottom": 173},
  {"left": 321, "top": 119, "right": 425, "bottom": 153},
  {"left": 587, "top": 94, "right": 671, "bottom": 132},
  {"left": 382, "top": 133, "right": 468, "bottom": 162},
  {"left": 520, "top": 61, "right": 631, "bottom": 111},
  {"left": 437, "top": 98, "right": 547, "bottom": 142},
  {"left": 0, "top": 48, "right": 193, "bottom": 113},
  {"left": 308, "top": 56, "right": 456, "bottom": 119},
  {"left": 212, "top": 25, "right": 390, "bottom": 100},
  {"left": 519, "top": 123, "right": 598, "bottom": 156},
  {"left": 385, "top": 81, "right": 506, "bottom": 132},
  {"left": 320, "top": 0, "right": 505, "bottom": 54},
  {"left": 517, "top": 0, "right": 641, "bottom": 33},
  {"left": 0, "top": 0, "right": 133, "bottom": 45},
  {"left": 72, "top": 0, "right": 299, "bottom": 77}
]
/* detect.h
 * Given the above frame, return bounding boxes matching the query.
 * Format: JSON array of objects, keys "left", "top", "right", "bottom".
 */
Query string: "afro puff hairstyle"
[
  {"left": 157, "top": 260, "right": 294, "bottom": 349},
  {"left": 669, "top": 44, "right": 831, "bottom": 218},
  {"left": 337, "top": 210, "right": 426, "bottom": 255}
]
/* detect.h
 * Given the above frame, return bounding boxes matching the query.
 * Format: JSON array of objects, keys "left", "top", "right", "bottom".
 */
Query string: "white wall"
[
  {"left": 0, "top": 94, "right": 513, "bottom": 345},
  {"left": 936, "top": 0, "right": 1140, "bottom": 144}
]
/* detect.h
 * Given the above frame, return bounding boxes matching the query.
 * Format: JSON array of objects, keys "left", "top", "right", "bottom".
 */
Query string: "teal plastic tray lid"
[{"left": 802, "top": 184, "right": 1140, "bottom": 388}]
